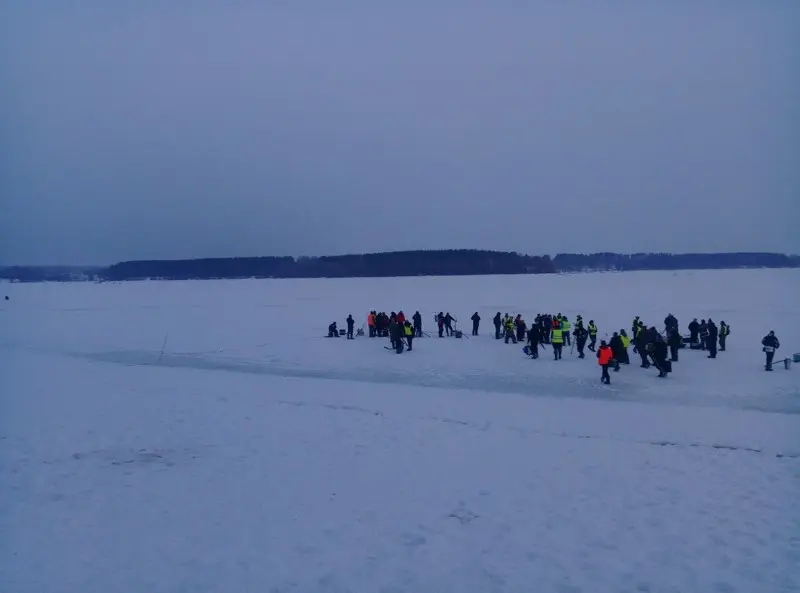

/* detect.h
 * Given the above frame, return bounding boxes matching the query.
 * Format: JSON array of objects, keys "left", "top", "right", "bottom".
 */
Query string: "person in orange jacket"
[
  {"left": 597, "top": 340, "right": 614, "bottom": 385},
  {"left": 367, "top": 311, "right": 376, "bottom": 337}
]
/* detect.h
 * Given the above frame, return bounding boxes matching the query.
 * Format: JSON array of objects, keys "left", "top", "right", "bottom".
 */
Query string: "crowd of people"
[{"left": 328, "top": 310, "right": 785, "bottom": 381}]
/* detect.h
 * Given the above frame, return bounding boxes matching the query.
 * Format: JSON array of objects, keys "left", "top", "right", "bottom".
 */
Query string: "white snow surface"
[{"left": 1, "top": 268, "right": 799, "bottom": 593}]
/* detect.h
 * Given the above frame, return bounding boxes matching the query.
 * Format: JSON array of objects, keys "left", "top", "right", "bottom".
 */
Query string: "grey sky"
[{"left": 1, "top": 2, "right": 798, "bottom": 265}]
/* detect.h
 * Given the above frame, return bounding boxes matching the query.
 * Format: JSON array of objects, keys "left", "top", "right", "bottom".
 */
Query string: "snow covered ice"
[{"left": 1, "top": 268, "right": 799, "bottom": 593}]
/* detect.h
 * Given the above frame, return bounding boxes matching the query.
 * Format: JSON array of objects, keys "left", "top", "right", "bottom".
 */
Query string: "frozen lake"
[{"left": 1, "top": 268, "right": 799, "bottom": 592}]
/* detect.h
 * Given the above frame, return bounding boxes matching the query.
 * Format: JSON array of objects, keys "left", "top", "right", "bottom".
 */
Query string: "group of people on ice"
[{"left": 332, "top": 309, "right": 785, "bottom": 379}]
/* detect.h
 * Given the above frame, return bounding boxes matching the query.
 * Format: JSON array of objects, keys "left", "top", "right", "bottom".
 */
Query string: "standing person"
[
  {"left": 404, "top": 321, "right": 414, "bottom": 351},
  {"left": 516, "top": 316, "right": 527, "bottom": 343},
  {"left": 688, "top": 318, "right": 700, "bottom": 344},
  {"left": 388, "top": 317, "right": 398, "bottom": 349},
  {"left": 527, "top": 324, "right": 541, "bottom": 359},
  {"left": 619, "top": 329, "right": 631, "bottom": 364},
  {"left": 444, "top": 312, "right": 456, "bottom": 336},
  {"left": 390, "top": 319, "right": 405, "bottom": 353},
  {"left": 561, "top": 316, "right": 571, "bottom": 346},
  {"left": 761, "top": 331, "right": 780, "bottom": 371},
  {"left": 551, "top": 325, "right": 564, "bottom": 360},
  {"left": 471, "top": 312, "right": 481, "bottom": 336},
  {"left": 346, "top": 314, "right": 355, "bottom": 340},
  {"left": 706, "top": 319, "right": 718, "bottom": 359},
  {"left": 368, "top": 311, "right": 376, "bottom": 337},
  {"left": 653, "top": 336, "right": 670, "bottom": 378},
  {"left": 635, "top": 326, "right": 650, "bottom": 368},
  {"left": 437, "top": 313, "right": 445, "bottom": 338},
  {"left": 597, "top": 340, "right": 613, "bottom": 384},
  {"left": 610, "top": 332, "right": 625, "bottom": 371},
  {"left": 588, "top": 320, "right": 598, "bottom": 352},
  {"left": 412, "top": 311, "right": 422, "bottom": 337},
  {"left": 396, "top": 310, "right": 406, "bottom": 325},
  {"left": 699, "top": 320, "right": 709, "bottom": 350},
  {"left": 574, "top": 324, "right": 589, "bottom": 359},
  {"left": 504, "top": 316, "right": 517, "bottom": 344},
  {"left": 719, "top": 321, "right": 730, "bottom": 351},
  {"left": 493, "top": 312, "right": 502, "bottom": 340},
  {"left": 667, "top": 327, "right": 681, "bottom": 362}
]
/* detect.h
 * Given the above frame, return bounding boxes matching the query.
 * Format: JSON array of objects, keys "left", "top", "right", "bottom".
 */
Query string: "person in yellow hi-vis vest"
[
  {"left": 561, "top": 316, "right": 571, "bottom": 346},
  {"left": 619, "top": 329, "right": 631, "bottom": 364},
  {"left": 551, "top": 326, "right": 564, "bottom": 360},
  {"left": 404, "top": 321, "right": 414, "bottom": 351}
]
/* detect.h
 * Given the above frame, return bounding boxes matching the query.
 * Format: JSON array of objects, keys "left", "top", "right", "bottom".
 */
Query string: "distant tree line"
[
  {"left": 101, "top": 250, "right": 556, "bottom": 281},
  {"left": 0, "top": 266, "right": 101, "bottom": 282},
  {"left": 552, "top": 252, "right": 798, "bottom": 272},
  {"left": 3, "top": 251, "right": 798, "bottom": 282}
]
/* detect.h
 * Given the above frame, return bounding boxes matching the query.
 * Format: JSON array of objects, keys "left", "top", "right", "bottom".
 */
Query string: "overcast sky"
[{"left": 1, "top": 2, "right": 798, "bottom": 265}]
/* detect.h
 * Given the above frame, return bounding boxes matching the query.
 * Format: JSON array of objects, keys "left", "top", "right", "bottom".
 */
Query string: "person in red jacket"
[{"left": 597, "top": 340, "right": 614, "bottom": 385}]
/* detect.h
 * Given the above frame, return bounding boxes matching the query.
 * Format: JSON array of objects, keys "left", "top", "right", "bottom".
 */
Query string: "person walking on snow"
[
  {"left": 574, "top": 324, "right": 589, "bottom": 359},
  {"left": 610, "top": 332, "right": 625, "bottom": 371},
  {"left": 597, "top": 340, "right": 613, "bottom": 384},
  {"left": 761, "top": 331, "right": 780, "bottom": 371},
  {"left": 588, "top": 321, "right": 598, "bottom": 352}
]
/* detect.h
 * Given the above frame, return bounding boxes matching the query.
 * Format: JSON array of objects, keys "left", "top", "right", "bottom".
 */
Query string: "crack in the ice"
[{"left": 274, "top": 398, "right": 798, "bottom": 460}]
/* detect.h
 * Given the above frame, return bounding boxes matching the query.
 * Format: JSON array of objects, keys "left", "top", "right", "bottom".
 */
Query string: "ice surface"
[{"left": 1, "top": 269, "right": 798, "bottom": 592}]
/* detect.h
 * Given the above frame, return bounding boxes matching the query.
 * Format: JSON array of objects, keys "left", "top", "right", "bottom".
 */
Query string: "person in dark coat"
[
  {"left": 346, "top": 315, "right": 355, "bottom": 339},
  {"left": 527, "top": 324, "right": 541, "bottom": 359},
  {"left": 444, "top": 313, "right": 456, "bottom": 336},
  {"left": 471, "top": 312, "right": 481, "bottom": 336},
  {"left": 667, "top": 327, "right": 681, "bottom": 362},
  {"left": 664, "top": 313, "right": 678, "bottom": 333},
  {"left": 609, "top": 332, "right": 625, "bottom": 371},
  {"left": 635, "top": 327, "right": 650, "bottom": 368},
  {"left": 706, "top": 319, "right": 718, "bottom": 358},
  {"left": 761, "top": 331, "right": 780, "bottom": 371},
  {"left": 516, "top": 316, "right": 527, "bottom": 343},
  {"left": 328, "top": 322, "right": 340, "bottom": 338},
  {"left": 412, "top": 311, "right": 422, "bottom": 337},
  {"left": 653, "top": 339, "right": 670, "bottom": 377},
  {"left": 719, "top": 321, "right": 730, "bottom": 351},
  {"left": 390, "top": 320, "right": 405, "bottom": 353},
  {"left": 437, "top": 313, "right": 445, "bottom": 338},
  {"left": 688, "top": 318, "right": 700, "bottom": 344},
  {"left": 573, "top": 325, "right": 589, "bottom": 359},
  {"left": 699, "top": 320, "right": 709, "bottom": 350},
  {"left": 493, "top": 312, "right": 502, "bottom": 340}
]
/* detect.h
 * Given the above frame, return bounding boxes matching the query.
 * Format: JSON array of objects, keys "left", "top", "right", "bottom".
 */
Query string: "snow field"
[{"left": 1, "top": 268, "right": 799, "bottom": 592}]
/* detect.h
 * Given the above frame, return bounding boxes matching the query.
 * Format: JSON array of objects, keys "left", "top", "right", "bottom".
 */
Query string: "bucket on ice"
[
  {"left": 784, "top": 358, "right": 792, "bottom": 370},
  {"left": 793, "top": 353, "right": 800, "bottom": 363}
]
